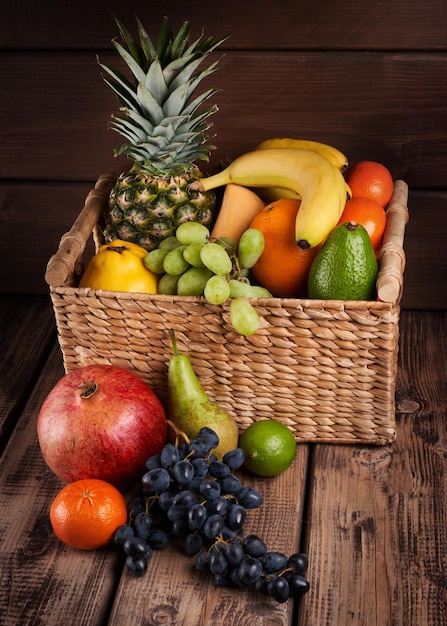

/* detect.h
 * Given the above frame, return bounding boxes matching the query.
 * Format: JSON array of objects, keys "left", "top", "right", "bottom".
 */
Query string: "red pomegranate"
[{"left": 37, "top": 364, "right": 167, "bottom": 488}]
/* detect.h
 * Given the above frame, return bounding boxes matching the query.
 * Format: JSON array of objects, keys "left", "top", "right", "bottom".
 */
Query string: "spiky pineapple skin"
[{"left": 104, "top": 167, "right": 217, "bottom": 251}]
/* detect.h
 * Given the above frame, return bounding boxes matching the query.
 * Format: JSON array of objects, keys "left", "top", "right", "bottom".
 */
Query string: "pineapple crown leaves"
[{"left": 98, "top": 15, "right": 229, "bottom": 174}]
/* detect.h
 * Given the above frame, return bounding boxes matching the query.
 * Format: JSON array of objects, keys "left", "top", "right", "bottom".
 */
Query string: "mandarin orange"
[
  {"left": 50, "top": 478, "right": 128, "bottom": 550},
  {"left": 249, "top": 199, "right": 320, "bottom": 297},
  {"left": 338, "top": 197, "right": 387, "bottom": 253},
  {"left": 346, "top": 160, "right": 393, "bottom": 208}
]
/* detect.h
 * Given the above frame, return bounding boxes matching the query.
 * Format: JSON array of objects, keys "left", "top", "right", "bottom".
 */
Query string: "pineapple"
[{"left": 98, "top": 16, "right": 227, "bottom": 251}]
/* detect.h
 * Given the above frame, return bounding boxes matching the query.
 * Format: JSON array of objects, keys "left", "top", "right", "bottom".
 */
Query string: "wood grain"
[
  {"left": 299, "top": 310, "right": 447, "bottom": 625},
  {"left": 0, "top": 295, "right": 55, "bottom": 451},
  {"left": 2, "top": 0, "right": 447, "bottom": 50},
  {"left": 2, "top": 52, "right": 446, "bottom": 185}
]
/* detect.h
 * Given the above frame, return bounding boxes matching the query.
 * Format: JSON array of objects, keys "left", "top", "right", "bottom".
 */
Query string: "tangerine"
[
  {"left": 50, "top": 478, "right": 128, "bottom": 550},
  {"left": 338, "top": 197, "right": 387, "bottom": 253},
  {"left": 346, "top": 160, "right": 393, "bottom": 208},
  {"left": 249, "top": 199, "right": 320, "bottom": 297}
]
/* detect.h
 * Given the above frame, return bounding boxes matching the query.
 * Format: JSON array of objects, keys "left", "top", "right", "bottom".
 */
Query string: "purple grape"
[
  {"left": 242, "top": 534, "right": 267, "bottom": 557},
  {"left": 267, "top": 575, "right": 290, "bottom": 603},
  {"left": 226, "top": 503, "right": 246, "bottom": 530},
  {"left": 261, "top": 551, "right": 288, "bottom": 574},
  {"left": 114, "top": 524, "right": 134, "bottom": 546},
  {"left": 223, "top": 448, "right": 245, "bottom": 470},
  {"left": 238, "top": 557, "right": 263, "bottom": 585},
  {"left": 125, "top": 555, "right": 148, "bottom": 577}
]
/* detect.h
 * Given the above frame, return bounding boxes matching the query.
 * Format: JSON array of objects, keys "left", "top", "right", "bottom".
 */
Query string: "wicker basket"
[{"left": 45, "top": 173, "right": 409, "bottom": 445}]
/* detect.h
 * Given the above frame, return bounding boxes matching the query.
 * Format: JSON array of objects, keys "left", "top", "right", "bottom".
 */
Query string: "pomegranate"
[{"left": 37, "top": 364, "right": 167, "bottom": 488}]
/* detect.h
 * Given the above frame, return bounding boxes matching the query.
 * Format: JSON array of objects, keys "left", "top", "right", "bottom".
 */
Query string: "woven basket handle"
[
  {"left": 376, "top": 179, "right": 409, "bottom": 304},
  {"left": 45, "top": 173, "right": 117, "bottom": 288}
]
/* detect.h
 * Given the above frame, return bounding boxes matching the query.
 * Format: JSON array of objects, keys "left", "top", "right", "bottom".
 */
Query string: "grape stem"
[
  {"left": 166, "top": 419, "right": 191, "bottom": 447},
  {"left": 210, "top": 236, "right": 246, "bottom": 281}
]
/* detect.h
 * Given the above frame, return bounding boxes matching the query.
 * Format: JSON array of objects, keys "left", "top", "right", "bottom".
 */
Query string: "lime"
[{"left": 239, "top": 419, "right": 297, "bottom": 477}]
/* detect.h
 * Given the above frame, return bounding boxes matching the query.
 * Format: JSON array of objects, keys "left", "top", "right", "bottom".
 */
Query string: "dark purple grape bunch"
[{"left": 113, "top": 426, "right": 310, "bottom": 603}]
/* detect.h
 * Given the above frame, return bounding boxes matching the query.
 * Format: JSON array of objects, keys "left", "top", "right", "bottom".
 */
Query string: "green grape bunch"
[{"left": 143, "top": 223, "right": 272, "bottom": 336}]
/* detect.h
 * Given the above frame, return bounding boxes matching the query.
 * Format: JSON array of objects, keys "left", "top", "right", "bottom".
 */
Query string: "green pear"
[{"left": 167, "top": 330, "right": 239, "bottom": 459}]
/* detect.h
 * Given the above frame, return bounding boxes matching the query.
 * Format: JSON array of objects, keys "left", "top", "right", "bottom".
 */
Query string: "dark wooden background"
[{"left": 1, "top": 0, "right": 446, "bottom": 309}]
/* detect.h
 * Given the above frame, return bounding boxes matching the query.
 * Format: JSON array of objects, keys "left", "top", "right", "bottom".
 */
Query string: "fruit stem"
[
  {"left": 296, "top": 239, "right": 310, "bottom": 249},
  {"left": 189, "top": 168, "right": 231, "bottom": 193},
  {"left": 166, "top": 419, "right": 191, "bottom": 446},
  {"left": 105, "top": 244, "right": 127, "bottom": 254},
  {"left": 77, "top": 380, "right": 99, "bottom": 399},
  {"left": 169, "top": 328, "right": 180, "bottom": 357}
]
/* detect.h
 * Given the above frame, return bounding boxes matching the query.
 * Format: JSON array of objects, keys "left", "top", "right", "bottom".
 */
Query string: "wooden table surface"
[{"left": 1, "top": 294, "right": 446, "bottom": 626}]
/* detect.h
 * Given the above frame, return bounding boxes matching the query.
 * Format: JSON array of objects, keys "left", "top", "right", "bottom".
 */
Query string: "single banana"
[
  {"left": 255, "top": 137, "right": 349, "bottom": 172},
  {"left": 192, "top": 148, "right": 347, "bottom": 248}
]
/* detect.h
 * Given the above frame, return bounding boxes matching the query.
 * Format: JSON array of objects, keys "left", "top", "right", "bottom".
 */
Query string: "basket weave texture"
[{"left": 46, "top": 174, "right": 409, "bottom": 445}]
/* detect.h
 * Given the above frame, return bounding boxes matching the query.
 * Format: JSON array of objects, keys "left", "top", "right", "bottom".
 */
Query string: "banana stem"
[{"left": 191, "top": 168, "right": 231, "bottom": 192}]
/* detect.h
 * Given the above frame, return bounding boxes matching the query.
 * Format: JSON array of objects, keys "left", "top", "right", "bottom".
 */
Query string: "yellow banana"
[
  {"left": 192, "top": 148, "right": 347, "bottom": 248},
  {"left": 258, "top": 181, "right": 352, "bottom": 204},
  {"left": 255, "top": 137, "right": 349, "bottom": 172},
  {"left": 254, "top": 138, "right": 350, "bottom": 204}
]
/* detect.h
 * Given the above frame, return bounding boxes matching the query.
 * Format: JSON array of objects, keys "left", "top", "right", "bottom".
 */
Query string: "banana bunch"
[
  {"left": 254, "top": 138, "right": 351, "bottom": 204},
  {"left": 193, "top": 138, "right": 349, "bottom": 249}
]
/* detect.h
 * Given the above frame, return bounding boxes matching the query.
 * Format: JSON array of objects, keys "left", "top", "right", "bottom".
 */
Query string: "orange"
[
  {"left": 249, "top": 199, "right": 320, "bottom": 297},
  {"left": 338, "top": 197, "right": 387, "bottom": 254},
  {"left": 50, "top": 478, "right": 128, "bottom": 550},
  {"left": 346, "top": 160, "right": 393, "bottom": 208}
]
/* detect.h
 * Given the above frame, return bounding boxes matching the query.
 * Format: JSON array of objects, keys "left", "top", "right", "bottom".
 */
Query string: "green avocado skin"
[{"left": 308, "top": 221, "right": 378, "bottom": 300}]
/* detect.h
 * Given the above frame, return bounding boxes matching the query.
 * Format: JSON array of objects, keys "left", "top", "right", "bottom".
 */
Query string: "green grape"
[
  {"left": 228, "top": 279, "right": 254, "bottom": 298},
  {"left": 229, "top": 298, "right": 260, "bottom": 336},
  {"left": 200, "top": 242, "right": 233, "bottom": 275},
  {"left": 176, "top": 222, "right": 210, "bottom": 245},
  {"left": 238, "top": 228, "right": 265, "bottom": 269},
  {"left": 215, "top": 236, "right": 237, "bottom": 255},
  {"left": 204, "top": 275, "right": 231, "bottom": 305},
  {"left": 177, "top": 267, "right": 213, "bottom": 296},
  {"left": 144, "top": 248, "right": 169, "bottom": 274},
  {"left": 249, "top": 285, "right": 273, "bottom": 298},
  {"left": 158, "top": 273, "right": 180, "bottom": 295},
  {"left": 183, "top": 242, "right": 206, "bottom": 268},
  {"left": 163, "top": 245, "right": 190, "bottom": 275},
  {"left": 229, "top": 279, "right": 273, "bottom": 299},
  {"left": 158, "top": 236, "right": 182, "bottom": 250}
]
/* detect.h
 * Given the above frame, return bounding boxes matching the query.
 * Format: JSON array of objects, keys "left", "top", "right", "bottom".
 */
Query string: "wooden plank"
[
  {"left": 0, "top": 181, "right": 95, "bottom": 294},
  {"left": 108, "top": 451, "right": 309, "bottom": 626},
  {"left": 299, "top": 310, "right": 447, "bottom": 625},
  {"left": 1, "top": 52, "right": 446, "bottom": 186},
  {"left": 0, "top": 295, "right": 56, "bottom": 450},
  {"left": 401, "top": 190, "right": 447, "bottom": 311},
  {"left": 0, "top": 345, "right": 122, "bottom": 626},
  {"left": 2, "top": 0, "right": 447, "bottom": 50}
]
